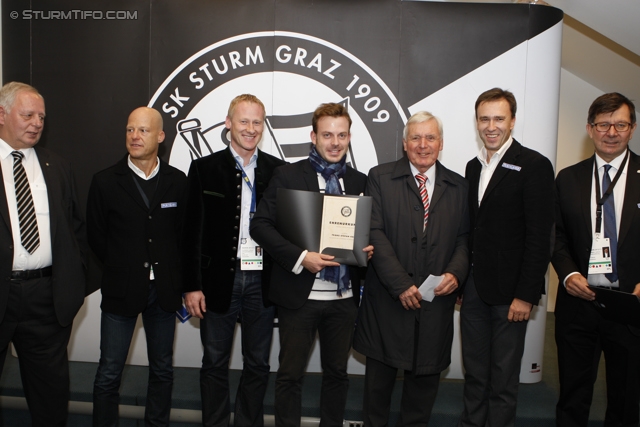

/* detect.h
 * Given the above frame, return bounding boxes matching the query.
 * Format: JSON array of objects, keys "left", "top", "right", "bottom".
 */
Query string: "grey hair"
[
  {"left": 403, "top": 111, "right": 443, "bottom": 140},
  {"left": 0, "top": 82, "right": 43, "bottom": 113}
]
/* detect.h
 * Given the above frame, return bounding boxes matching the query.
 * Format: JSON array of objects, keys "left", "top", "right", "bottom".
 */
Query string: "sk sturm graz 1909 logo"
[{"left": 149, "top": 31, "right": 408, "bottom": 174}]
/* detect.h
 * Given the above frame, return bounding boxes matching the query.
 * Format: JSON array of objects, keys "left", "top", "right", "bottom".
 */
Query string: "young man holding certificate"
[{"left": 250, "top": 102, "right": 373, "bottom": 427}]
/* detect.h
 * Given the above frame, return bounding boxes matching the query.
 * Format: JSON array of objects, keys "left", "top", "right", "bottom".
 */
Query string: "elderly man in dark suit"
[
  {"left": 353, "top": 111, "right": 469, "bottom": 426},
  {"left": 553, "top": 92, "right": 640, "bottom": 427},
  {"left": 458, "top": 88, "right": 555, "bottom": 427},
  {"left": 87, "top": 107, "right": 187, "bottom": 426},
  {"left": 0, "top": 81, "right": 86, "bottom": 426},
  {"left": 250, "top": 103, "right": 373, "bottom": 427},
  {"left": 182, "top": 94, "right": 285, "bottom": 427}
]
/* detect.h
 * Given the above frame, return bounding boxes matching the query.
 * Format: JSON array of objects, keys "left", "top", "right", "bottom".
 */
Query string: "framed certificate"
[{"left": 275, "top": 189, "right": 371, "bottom": 267}]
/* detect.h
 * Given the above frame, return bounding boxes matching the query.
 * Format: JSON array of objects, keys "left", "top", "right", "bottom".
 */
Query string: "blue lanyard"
[{"left": 234, "top": 158, "right": 257, "bottom": 215}]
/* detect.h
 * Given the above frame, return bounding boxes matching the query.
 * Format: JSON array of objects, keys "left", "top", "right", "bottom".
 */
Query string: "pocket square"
[{"left": 161, "top": 202, "right": 178, "bottom": 208}]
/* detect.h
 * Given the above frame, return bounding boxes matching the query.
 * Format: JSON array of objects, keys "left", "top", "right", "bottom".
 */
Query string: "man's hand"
[
  {"left": 363, "top": 245, "right": 374, "bottom": 261},
  {"left": 184, "top": 291, "right": 207, "bottom": 319},
  {"left": 565, "top": 274, "right": 595, "bottom": 301},
  {"left": 633, "top": 283, "right": 640, "bottom": 298},
  {"left": 399, "top": 285, "right": 422, "bottom": 310},
  {"left": 434, "top": 272, "right": 458, "bottom": 297},
  {"left": 301, "top": 252, "right": 340, "bottom": 274},
  {"left": 508, "top": 297, "right": 533, "bottom": 322}
]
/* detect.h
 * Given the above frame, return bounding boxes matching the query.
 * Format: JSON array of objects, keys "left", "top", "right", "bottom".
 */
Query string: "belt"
[{"left": 10, "top": 266, "right": 53, "bottom": 281}]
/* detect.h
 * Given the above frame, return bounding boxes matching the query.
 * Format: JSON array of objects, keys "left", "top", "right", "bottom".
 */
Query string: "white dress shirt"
[
  {"left": 0, "top": 138, "right": 52, "bottom": 270},
  {"left": 477, "top": 137, "right": 513, "bottom": 205},
  {"left": 230, "top": 145, "right": 258, "bottom": 259}
]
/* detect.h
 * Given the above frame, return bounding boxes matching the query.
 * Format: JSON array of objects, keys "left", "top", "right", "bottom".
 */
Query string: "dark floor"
[{"left": 0, "top": 313, "right": 609, "bottom": 426}]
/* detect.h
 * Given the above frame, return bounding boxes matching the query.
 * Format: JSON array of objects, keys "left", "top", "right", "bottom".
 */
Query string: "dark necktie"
[
  {"left": 602, "top": 164, "right": 617, "bottom": 282},
  {"left": 12, "top": 151, "right": 40, "bottom": 254},
  {"left": 416, "top": 174, "right": 430, "bottom": 229}
]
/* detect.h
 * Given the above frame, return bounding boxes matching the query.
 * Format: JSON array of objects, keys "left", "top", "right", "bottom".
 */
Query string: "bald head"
[
  {"left": 126, "top": 107, "right": 165, "bottom": 166},
  {"left": 129, "top": 107, "right": 163, "bottom": 130}
]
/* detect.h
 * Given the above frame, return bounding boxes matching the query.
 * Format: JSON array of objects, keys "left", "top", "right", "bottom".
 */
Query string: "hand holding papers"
[
  {"left": 418, "top": 275, "right": 444, "bottom": 302},
  {"left": 276, "top": 189, "right": 371, "bottom": 266}
]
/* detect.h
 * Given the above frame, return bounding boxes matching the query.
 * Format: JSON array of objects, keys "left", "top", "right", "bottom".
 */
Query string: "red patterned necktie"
[{"left": 416, "top": 173, "right": 429, "bottom": 229}]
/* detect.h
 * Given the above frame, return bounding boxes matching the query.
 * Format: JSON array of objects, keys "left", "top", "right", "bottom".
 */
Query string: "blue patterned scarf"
[{"left": 308, "top": 146, "right": 350, "bottom": 296}]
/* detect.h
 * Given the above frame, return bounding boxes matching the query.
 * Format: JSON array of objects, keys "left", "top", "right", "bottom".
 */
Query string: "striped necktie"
[
  {"left": 12, "top": 151, "right": 40, "bottom": 254},
  {"left": 416, "top": 173, "right": 429, "bottom": 229}
]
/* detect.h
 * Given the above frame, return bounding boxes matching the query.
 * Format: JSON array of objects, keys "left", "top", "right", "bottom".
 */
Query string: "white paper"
[{"left": 418, "top": 274, "right": 443, "bottom": 302}]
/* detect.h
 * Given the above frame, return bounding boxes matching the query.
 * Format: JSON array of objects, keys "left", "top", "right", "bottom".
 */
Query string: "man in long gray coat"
[{"left": 353, "top": 111, "right": 469, "bottom": 426}]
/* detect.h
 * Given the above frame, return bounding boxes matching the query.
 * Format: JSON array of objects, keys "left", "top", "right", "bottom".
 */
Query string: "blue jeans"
[
  {"left": 200, "top": 268, "right": 275, "bottom": 427},
  {"left": 93, "top": 283, "right": 176, "bottom": 427}
]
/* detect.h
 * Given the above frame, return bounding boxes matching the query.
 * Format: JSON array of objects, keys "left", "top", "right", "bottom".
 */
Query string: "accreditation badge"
[
  {"left": 588, "top": 235, "right": 613, "bottom": 274},
  {"left": 240, "top": 237, "right": 263, "bottom": 270}
]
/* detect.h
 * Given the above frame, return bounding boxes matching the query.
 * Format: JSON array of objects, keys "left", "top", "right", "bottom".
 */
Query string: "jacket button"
[
  {"left": 143, "top": 262, "right": 150, "bottom": 268},
  {"left": 148, "top": 239, "right": 153, "bottom": 243},
  {"left": 411, "top": 237, "right": 417, "bottom": 243},
  {"left": 236, "top": 173, "right": 241, "bottom": 178},
  {"left": 237, "top": 185, "right": 241, "bottom": 189},
  {"left": 230, "top": 268, "right": 235, "bottom": 272},
  {"left": 234, "top": 226, "right": 238, "bottom": 230},
  {"left": 231, "top": 257, "right": 235, "bottom": 261},
  {"left": 414, "top": 205, "right": 420, "bottom": 211},
  {"left": 237, "top": 195, "right": 241, "bottom": 199},
  {"left": 233, "top": 236, "right": 238, "bottom": 241},
  {"left": 232, "top": 247, "right": 237, "bottom": 251},
  {"left": 235, "top": 215, "right": 239, "bottom": 220},
  {"left": 236, "top": 205, "right": 241, "bottom": 210},
  {"left": 148, "top": 215, "right": 152, "bottom": 220}
]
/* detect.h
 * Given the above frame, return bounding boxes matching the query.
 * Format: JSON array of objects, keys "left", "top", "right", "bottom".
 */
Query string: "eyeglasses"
[{"left": 590, "top": 122, "right": 633, "bottom": 132}]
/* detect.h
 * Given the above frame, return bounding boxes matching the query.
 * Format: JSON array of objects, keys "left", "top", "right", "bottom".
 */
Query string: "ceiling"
[{"left": 424, "top": 0, "right": 640, "bottom": 104}]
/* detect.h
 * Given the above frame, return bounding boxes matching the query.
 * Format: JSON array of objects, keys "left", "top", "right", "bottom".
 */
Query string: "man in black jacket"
[
  {"left": 553, "top": 92, "right": 640, "bottom": 427},
  {"left": 459, "top": 88, "right": 555, "bottom": 427},
  {"left": 251, "top": 103, "right": 373, "bottom": 427},
  {"left": 182, "top": 95, "right": 286, "bottom": 427},
  {"left": 88, "top": 107, "right": 187, "bottom": 426}
]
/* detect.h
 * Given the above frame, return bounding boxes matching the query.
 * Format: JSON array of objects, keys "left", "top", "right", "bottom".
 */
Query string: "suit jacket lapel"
[
  {"left": 619, "top": 152, "right": 640, "bottom": 247},
  {"left": 0, "top": 161, "right": 10, "bottom": 231},
  {"left": 35, "top": 148, "right": 58, "bottom": 241},
  {"left": 390, "top": 157, "right": 424, "bottom": 234},
  {"left": 481, "top": 141, "right": 521, "bottom": 206},
  {"left": 430, "top": 161, "right": 447, "bottom": 209},
  {"left": 302, "top": 160, "right": 321, "bottom": 192},
  {"left": 467, "top": 159, "right": 481, "bottom": 218},
  {"left": 148, "top": 160, "right": 174, "bottom": 211},
  {"left": 115, "top": 156, "right": 148, "bottom": 211},
  {"left": 578, "top": 156, "right": 594, "bottom": 237}
]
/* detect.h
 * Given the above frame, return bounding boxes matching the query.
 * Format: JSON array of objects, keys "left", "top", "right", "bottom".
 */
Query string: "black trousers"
[
  {"left": 363, "top": 357, "right": 440, "bottom": 427},
  {"left": 0, "top": 277, "right": 72, "bottom": 427},
  {"left": 275, "top": 298, "right": 357, "bottom": 427},
  {"left": 555, "top": 298, "right": 640, "bottom": 427}
]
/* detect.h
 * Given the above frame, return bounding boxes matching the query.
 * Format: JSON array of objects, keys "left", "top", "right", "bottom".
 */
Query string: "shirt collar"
[
  {"left": 595, "top": 150, "right": 628, "bottom": 172},
  {"left": 128, "top": 155, "right": 160, "bottom": 180},
  {"left": 477, "top": 136, "right": 513, "bottom": 167},
  {"left": 409, "top": 159, "right": 436, "bottom": 184},
  {"left": 0, "top": 138, "right": 35, "bottom": 162},
  {"left": 229, "top": 145, "right": 258, "bottom": 169}
]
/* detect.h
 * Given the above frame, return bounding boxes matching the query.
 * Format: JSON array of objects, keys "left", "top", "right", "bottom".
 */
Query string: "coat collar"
[{"left": 114, "top": 154, "right": 175, "bottom": 211}]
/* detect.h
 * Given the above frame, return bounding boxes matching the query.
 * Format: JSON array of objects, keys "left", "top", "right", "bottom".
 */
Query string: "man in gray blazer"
[
  {"left": 354, "top": 111, "right": 469, "bottom": 426},
  {"left": 0, "top": 82, "right": 86, "bottom": 426}
]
